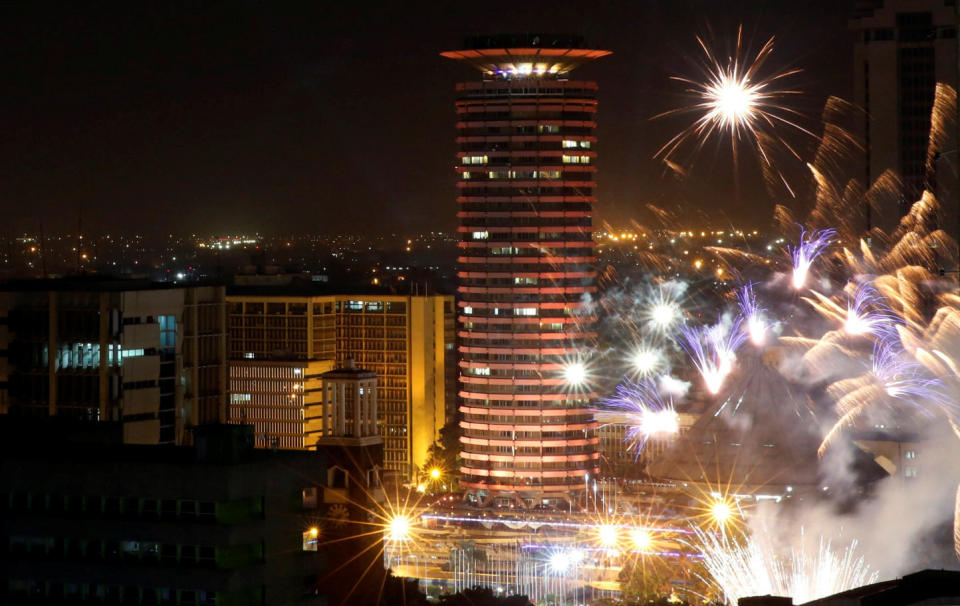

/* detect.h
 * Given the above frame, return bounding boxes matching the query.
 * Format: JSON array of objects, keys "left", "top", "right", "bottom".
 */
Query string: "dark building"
[
  {"left": 850, "top": 0, "right": 959, "bottom": 238},
  {"left": 0, "top": 279, "right": 228, "bottom": 445},
  {"left": 442, "top": 34, "right": 607, "bottom": 508},
  {"left": 799, "top": 569, "right": 960, "bottom": 605},
  {"left": 0, "top": 420, "right": 331, "bottom": 605}
]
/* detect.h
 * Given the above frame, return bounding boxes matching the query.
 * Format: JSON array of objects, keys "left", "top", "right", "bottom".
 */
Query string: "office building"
[
  {"left": 229, "top": 359, "right": 335, "bottom": 450},
  {"left": 0, "top": 279, "right": 227, "bottom": 445},
  {"left": 226, "top": 287, "right": 455, "bottom": 478},
  {"left": 442, "top": 34, "right": 607, "bottom": 506},
  {"left": 0, "top": 420, "right": 330, "bottom": 605},
  {"left": 850, "top": 0, "right": 959, "bottom": 236}
]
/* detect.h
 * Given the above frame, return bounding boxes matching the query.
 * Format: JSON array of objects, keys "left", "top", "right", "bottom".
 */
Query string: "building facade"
[
  {"left": 442, "top": 34, "right": 607, "bottom": 506},
  {"left": 0, "top": 421, "right": 331, "bottom": 605},
  {"left": 229, "top": 359, "right": 335, "bottom": 450},
  {"left": 0, "top": 280, "right": 227, "bottom": 445},
  {"left": 851, "top": 0, "right": 959, "bottom": 236},
  {"left": 226, "top": 288, "right": 455, "bottom": 478}
]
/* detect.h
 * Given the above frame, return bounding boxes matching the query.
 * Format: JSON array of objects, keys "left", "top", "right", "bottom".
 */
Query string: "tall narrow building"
[
  {"left": 442, "top": 34, "right": 607, "bottom": 507},
  {"left": 850, "top": 0, "right": 959, "bottom": 237}
]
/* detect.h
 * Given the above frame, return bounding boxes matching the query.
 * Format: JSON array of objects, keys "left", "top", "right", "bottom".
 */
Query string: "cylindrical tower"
[{"left": 442, "top": 34, "right": 609, "bottom": 508}]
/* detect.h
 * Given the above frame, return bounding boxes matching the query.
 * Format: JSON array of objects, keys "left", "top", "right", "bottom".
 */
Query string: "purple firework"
[
  {"left": 844, "top": 282, "right": 899, "bottom": 339},
  {"left": 678, "top": 316, "right": 747, "bottom": 395},
  {"left": 736, "top": 282, "right": 772, "bottom": 345},
  {"left": 872, "top": 340, "right": 943, "bottom": 406},
  {"left": 790, "top": 227, "right": 837, "bottom": 290},
  {"left": 604, "top": 378, "right": 678, "bottom": 454}
]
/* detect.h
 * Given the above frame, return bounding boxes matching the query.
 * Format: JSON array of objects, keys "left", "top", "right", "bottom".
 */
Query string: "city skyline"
[{"left": 4, "top": 3, "right": 960, "bottom": 605}]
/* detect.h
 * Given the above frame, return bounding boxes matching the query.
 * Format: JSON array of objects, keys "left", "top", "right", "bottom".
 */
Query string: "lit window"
[
  {"left": 230, "top": 393, "right": 252, "bottom": 403},
  {"left": 905, "top": 467, "right": 918, "bottom": 478},
  {"left": 462, "top": 171, "right": 471, "bottom": 179},
  {"left": 514, "top": 277, "right": 538, "bottom": 285},
  {"left": 540, "top": 171, "right": 561, "bottom": 179},
  {"left": 562, "top": 140, "right": 578, "bottom": 148},
  {"left": 463, "top": 155, "right": 488, "bottom": 165},
  {"left": 562, "top": 155, "right": 580, "bottom": 164},
  {"left": 514, "top": 308, "right": 537, "bottom": 316},
  {"left": 538, "top": 125, "right": 560, "bottom": 134},
  {"left": 905, "top": 450, "right": 917, "bottom": 459},
  {"left": 472, "top": 231, "right": 489, "bottom": 240},
  {"left": 474, "top": 367, "right": 491, "bottom": 376},
  {"left": 579, "top": 141, "right": 591, "bottom": 149},
  {"left": 244, "top": 352, "right": 255, "bottom": 359},
  {"left": 463, "top": 306, "right": 473, "bottom": 315}
]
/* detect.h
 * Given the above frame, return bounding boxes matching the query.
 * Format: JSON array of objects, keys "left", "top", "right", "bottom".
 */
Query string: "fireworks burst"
[
  {"left": 678, "top": 316, "right": 748, "bottom": 395},
  {"left": 655, "top": 26, "right": 812, "bottom": 177},
  {"left": 736, "top": 282, "right": 773, "bottom": 346},
  {"left": 604, "top": 378, "right": 679, "bottom": 454},
  {"left": 789, "top": 228, "right": 836, "bottom": 290},
  {"left": 804, "top": 282, "right": 900, "bottom": 339},
  {"left": 693, "top": 527, "right": 878, "bottom": 604}
]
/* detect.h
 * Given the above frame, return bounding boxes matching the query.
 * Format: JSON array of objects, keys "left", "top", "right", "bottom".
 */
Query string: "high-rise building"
[
  {"left": 850, "top": 0, "right": 959, "bottom": 236},
  {"left": 225, "top": 287, "right": 455, "bottom": 478},
  {"left": 0, "top": 279, "right": 227, "bottom": 445},
  {"left": 442, "top": 34, "right": 608, "bottom": 507}
]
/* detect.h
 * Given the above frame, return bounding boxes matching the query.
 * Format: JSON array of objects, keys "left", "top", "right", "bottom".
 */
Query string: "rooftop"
[{"left": 442, "top": 32, "right": 610, "bottom": 76}]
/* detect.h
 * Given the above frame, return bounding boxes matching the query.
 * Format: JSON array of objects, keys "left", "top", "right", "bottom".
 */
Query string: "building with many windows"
[
  {"left": 0, "top": 420, "right": 333, "bottom": 605},
  {"left": 0, "top": 279, "right": 227, "bottom": 445},
  {"left": 850, "top": 0, "right": 959, "bottom": 237},
  {"left": 226, "top": 287, "right": 455, "bottom": 478},
  {"left": 442, "top": 34, "right": 607, "bottom": 506}
]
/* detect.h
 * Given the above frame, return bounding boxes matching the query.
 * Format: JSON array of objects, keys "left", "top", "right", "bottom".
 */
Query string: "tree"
[
  {"left": 424, "top": 410, "right": 463, "bottom": 489},
  {"left": 616, "top": 559, "right": 681, "bottom": 605}
]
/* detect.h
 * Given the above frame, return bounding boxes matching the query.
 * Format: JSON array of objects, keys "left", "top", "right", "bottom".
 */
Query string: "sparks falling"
[
  {"left": 790, "top": 228, "right": 836, "bottom": 290},
  {"left": 678, "top": 317, "right": 747, "bottom": 395},
  {"left": 737, "top": 282, "right": 772, "bottom": 346},
  {"left": 693, "top": 527, "right": 878, "bottom": 604}
]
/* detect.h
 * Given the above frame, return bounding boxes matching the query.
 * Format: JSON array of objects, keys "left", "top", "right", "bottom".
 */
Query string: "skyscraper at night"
[
  {"left": 443, "top": 35, "right": 608, "bottom": 507},
  {"left": 850, "top": 0, "right": 958, "bottom": 237}
]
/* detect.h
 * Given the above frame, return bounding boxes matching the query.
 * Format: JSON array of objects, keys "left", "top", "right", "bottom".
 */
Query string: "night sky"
[{"left": 1, "top": 1, "right": 855, "bottom": 237}]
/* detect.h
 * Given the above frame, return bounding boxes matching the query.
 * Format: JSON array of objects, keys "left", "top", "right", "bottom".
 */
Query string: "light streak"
[{"left": 420, "top": 513, "right": 695, "bottom": 535}]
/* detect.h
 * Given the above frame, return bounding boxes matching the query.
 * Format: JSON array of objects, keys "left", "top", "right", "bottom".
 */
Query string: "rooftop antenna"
[
  {"left": 38, "top": 219, "right": 47, "bottom": 278},
  {"left": 76, "top": 209, "right": 83, "bottom": 274}
]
